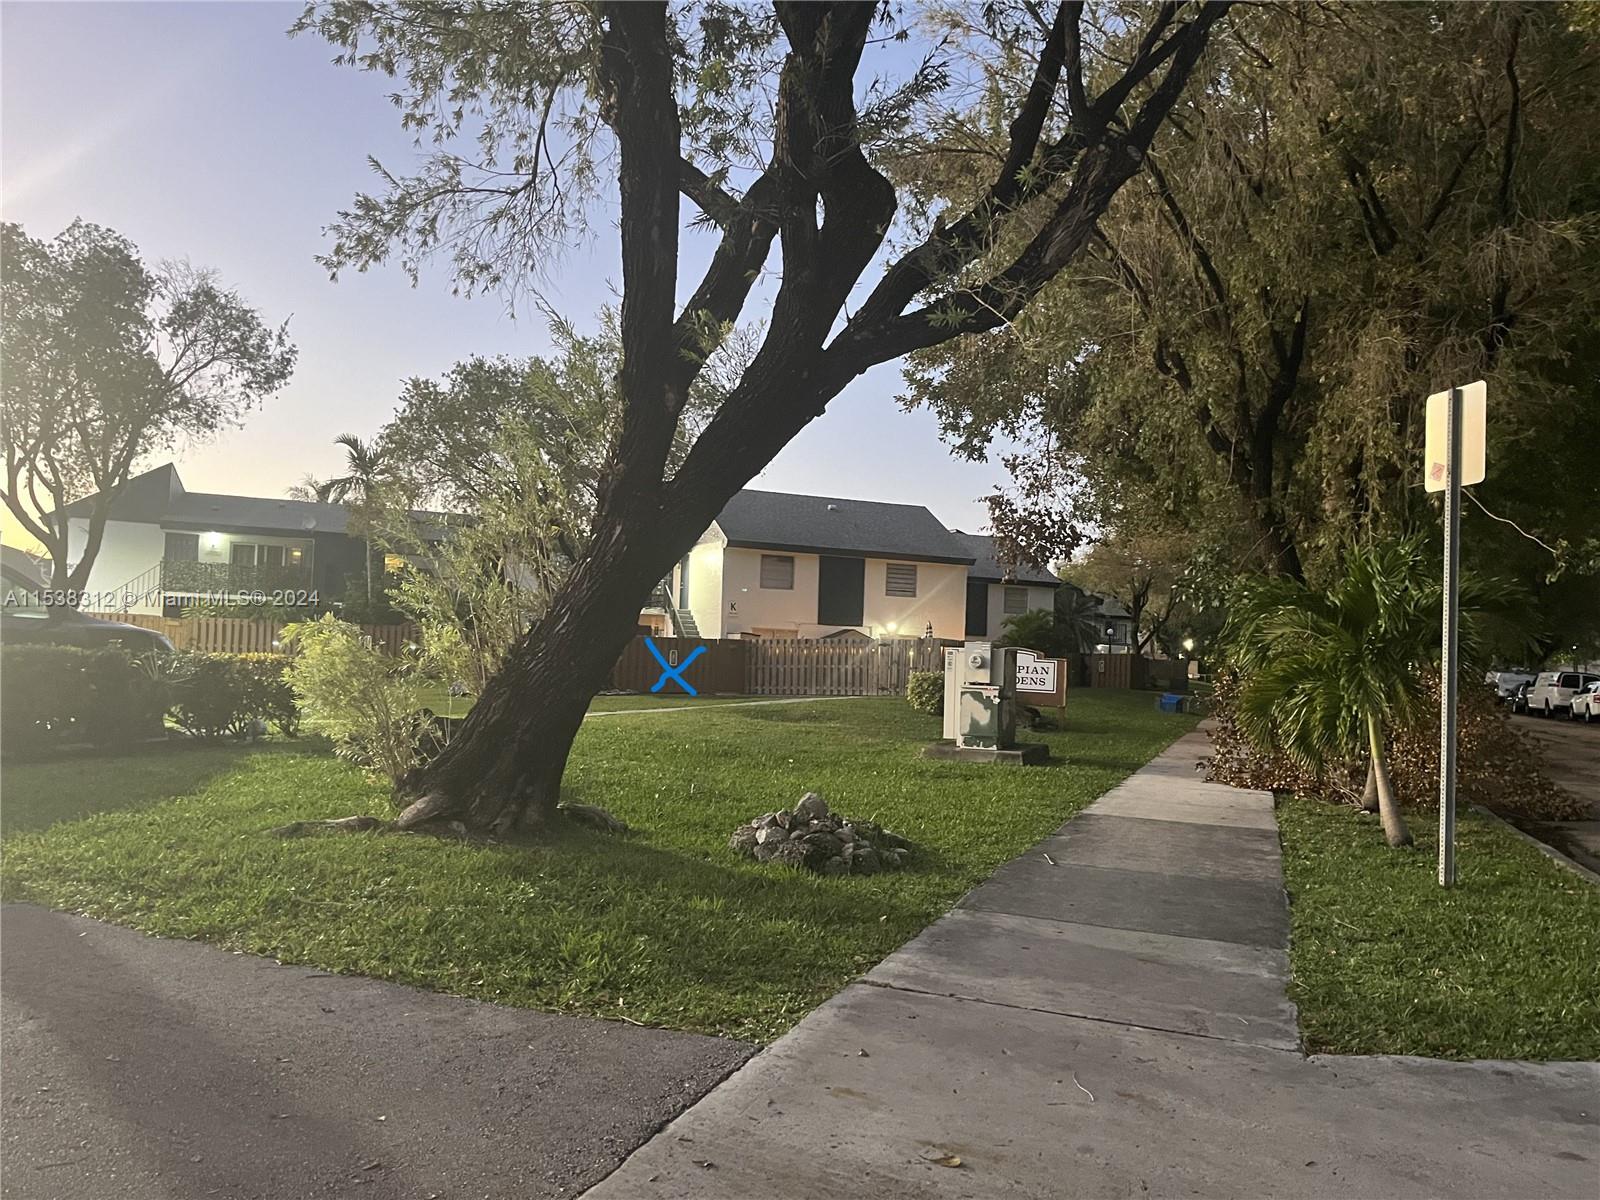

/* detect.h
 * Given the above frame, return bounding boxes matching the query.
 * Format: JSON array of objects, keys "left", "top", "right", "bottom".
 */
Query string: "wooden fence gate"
[{"left": 610, "top": 636, "right": 748, "bottom": 694}]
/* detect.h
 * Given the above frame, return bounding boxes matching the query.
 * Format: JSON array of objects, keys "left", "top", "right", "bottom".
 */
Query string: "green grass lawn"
[
  {"left": 1277, "top": 795, "right": 1600, "bottom": 1061},
  {"left": 1, "top": 691, "right": 1193, "bottom": 1042}
]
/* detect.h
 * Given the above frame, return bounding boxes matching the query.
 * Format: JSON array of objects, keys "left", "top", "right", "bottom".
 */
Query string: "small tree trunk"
[
  {"left": 1360, "top": 758, "right": 1379, "bottom": 812},
  {"left": 1366, "top": 712, "right": 1412, "bottom": 847}
]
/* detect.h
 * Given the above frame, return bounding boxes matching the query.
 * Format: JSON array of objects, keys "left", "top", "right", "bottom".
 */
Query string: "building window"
[
  {"left": 164, "top": 532, "right": 199, "bottom": 562},
  {"left": 759, "top": 554, "right": 794, "bottom": 590},
  {"left": 260, "top": 544, "right": 286, "bottom": 568},
  {"left": 885, "top": 563, "right": 918, "bottom": 598},
  {"left": 230, "top": 542, "right": 257, "bottom": 566},
  {"left": 1003, "top": 586, "right": 1029, "bottom": 615}
]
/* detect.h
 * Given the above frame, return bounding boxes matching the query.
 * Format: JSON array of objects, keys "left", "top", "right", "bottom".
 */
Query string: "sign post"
[{"left": 1424, "top": 380, "right": 1485, "bottom": 888}]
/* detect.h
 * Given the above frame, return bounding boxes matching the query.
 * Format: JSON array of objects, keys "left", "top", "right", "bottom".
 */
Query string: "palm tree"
[
  {"left": 315, "top": 433, "right": 387, "bottom": 605},
  {"left": 1055, "top": 584, "right": 1107, "bottom": 655},
  {"left": 1226, "top": 536, "right": 1498, "bottom": 848}
]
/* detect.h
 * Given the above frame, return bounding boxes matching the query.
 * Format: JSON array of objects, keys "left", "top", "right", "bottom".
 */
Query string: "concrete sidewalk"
[{"left": 586, "top": 727, "right": 1600, "bottom": 1199}]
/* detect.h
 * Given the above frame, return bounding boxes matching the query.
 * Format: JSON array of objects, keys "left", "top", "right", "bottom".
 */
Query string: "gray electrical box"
[{"left": 947, "top": 641, "right": 1020, "bottom": 750}]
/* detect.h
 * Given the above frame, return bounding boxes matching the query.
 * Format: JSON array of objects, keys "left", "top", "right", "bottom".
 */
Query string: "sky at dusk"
[{"left": 1, "top": 0, "right": 1017, "bottom": 547}]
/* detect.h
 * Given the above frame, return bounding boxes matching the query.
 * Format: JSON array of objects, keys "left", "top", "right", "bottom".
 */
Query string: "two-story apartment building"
[
  {"left": 645, "top": 490, "right": 1061, "bottom": 641},
  {"left": 952, "top": 531, "right": 1063, "bottom": 640},
  {"left": 61, "top": 467, "right": 1062, "bottom": 639},
  {"left": 58, "top": 464, "right": 377, "bottom": 614}
]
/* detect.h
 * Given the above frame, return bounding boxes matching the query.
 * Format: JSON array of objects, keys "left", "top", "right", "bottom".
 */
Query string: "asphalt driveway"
[
  {"left": 0, "top": 904, "right": 752, "bottom": 1199},
  {"left": 1507, "top": 711, "right": 1600, "bottom": 873}
]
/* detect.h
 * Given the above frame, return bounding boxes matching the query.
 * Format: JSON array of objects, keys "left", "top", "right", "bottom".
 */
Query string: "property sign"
[
  {"left": 1424, "top": 380, "right": 1486, "bottom": 492},
  {"left": 1015, "top": 649, "right": 1068, "bottom": 706}
]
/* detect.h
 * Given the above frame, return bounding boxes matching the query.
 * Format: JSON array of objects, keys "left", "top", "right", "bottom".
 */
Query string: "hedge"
[
  {"left": 1, "top": 646, "right": 300, "bottom": 754},
  {"left": 1, "top": 644, "right": 168, "bottom": 752}
]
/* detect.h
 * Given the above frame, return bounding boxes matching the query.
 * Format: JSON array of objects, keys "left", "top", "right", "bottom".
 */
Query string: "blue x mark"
[{"left": 645, "top": 636, "right": 706, "bottom": 696}]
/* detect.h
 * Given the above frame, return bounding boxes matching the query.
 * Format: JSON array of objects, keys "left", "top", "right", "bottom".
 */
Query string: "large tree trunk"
[
  {"left": 394, "top": 515, "right": 675, "bottom": 835},
  {"left": 388, "top": 0, "right": 1230, "bottom": 838},
  {"left": 1366, "top": 711, "right": 1412, "bottom": 847}
]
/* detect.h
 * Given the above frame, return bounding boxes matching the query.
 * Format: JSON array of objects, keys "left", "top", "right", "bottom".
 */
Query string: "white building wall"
[
  {"left": 721, "top": 546, "right": 821, "bottom": 635},
  {"left": 65, "top": 520, "right": 317, "bottom": 614},
  {"left": 719, "top": 547, "right": 968, "bottom": 640},
  {"left": 861, "top": 558, "right": 967, "bottom": 640},
  {"left": 683, "top": 538, "right": 726, "bottom": 639},
  {"left": 979, "top": 582, "right": 1056, "bottom": 641},
  {"left": 66, "top": 518, "right": 166, "bottom": 613}
]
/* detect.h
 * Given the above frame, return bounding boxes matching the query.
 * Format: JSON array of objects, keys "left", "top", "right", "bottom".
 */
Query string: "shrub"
[
  {"left": 1205, "top": 670, "right": 1585, "bottom": 820},
  {"left": 906, "top": 670, "right": 944, "bottom": 716},
  {"left": 164, "top": 652, "right": 254, "bottom": 739},
  {"left": 1, "top": 644, "right": 167, "bottom": 752},
  {"left": 154, "top": 652, "right": 301, "bottom": 740},
  {"left": 281, "top": 615, "right": 428, "bottom": 788},
  {"left": 233, "top": 653, "right": 299, "bottom": 736}
]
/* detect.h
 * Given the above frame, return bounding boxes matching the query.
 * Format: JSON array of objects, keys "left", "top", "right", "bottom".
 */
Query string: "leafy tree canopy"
[
  {"left": 1, "top": 220, "right": 295, "bottom": 598},
  {"left": 902, "top": 1, "right": 1600, "bottom": 653}
]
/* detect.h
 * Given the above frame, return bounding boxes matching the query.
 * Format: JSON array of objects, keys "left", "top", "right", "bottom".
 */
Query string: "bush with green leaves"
[
  {"left": 905, "top": 670, "right": 944, "bottom": 716},
  {"left": 162, "top": 653, "right": 254, "bottom": 739},
  {"left": 1, "top": 644, "right": 167, "bottom": 752},
  {"left": 149, "top": 651, "right": 300, "bottom": 740},
  {"left": 232, "top": 653, "right": 298, "bottom": 736},
  {"left": 281, "top": 615, "right": 429, "bottom": 788}
]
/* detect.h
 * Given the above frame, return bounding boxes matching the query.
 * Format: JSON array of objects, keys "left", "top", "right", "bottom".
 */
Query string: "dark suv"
[{"left": 1, "top": 548, "right": 173, "bottom": 654}]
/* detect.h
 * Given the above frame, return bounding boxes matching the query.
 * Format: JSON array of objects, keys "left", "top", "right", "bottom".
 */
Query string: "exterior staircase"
[
  {"left": 649, "top": 580, "right": 701, "bottom": 638},
  {"left": 105, "top": 562, "right": 164, "bottom": 612}
]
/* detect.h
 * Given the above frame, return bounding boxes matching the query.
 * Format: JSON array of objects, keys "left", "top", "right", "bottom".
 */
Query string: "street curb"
[{"left": 1471, "top": 805, "right": 1600, "bottom": 888}]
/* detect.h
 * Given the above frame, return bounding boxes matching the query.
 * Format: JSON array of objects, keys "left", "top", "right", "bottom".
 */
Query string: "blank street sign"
[{"left": 1424, "top": 380, "right": 1486, "bottom": 492}]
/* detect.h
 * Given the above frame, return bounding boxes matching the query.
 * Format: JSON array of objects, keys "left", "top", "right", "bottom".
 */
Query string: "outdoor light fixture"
[
  {"left": 886, "top": 622, "right": 898, "bottom": 634},
  {"left": 1182, "top": 637, "right": 1195, "bottom": 652}
]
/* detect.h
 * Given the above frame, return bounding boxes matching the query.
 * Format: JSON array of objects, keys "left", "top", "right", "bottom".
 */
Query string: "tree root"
[
  {"left": 269, "top": 815, "right": 391, "bottom": 838},
  {"left": 558, "top": 802, "right": 629, "bottom": 834},
  {"left": 267, "top": 803, "right": 629, "bottom": 839}
]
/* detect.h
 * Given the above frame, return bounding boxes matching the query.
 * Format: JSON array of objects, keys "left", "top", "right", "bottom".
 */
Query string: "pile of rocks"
[{"left": 729, "top": 791, "right": 911, "bottom": 876}]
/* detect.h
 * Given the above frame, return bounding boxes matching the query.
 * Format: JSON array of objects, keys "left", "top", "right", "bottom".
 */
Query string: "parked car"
[
  {"left": 1526, "top": 669, "right": 1600, "bottom": 718},
  {"left": 1, "top": 548, "right": 173, "bottom": 654},
  {"left": 1486, "top": 668, "right": 1537, "bottom": 704},
  {"left": 1570, "top": 681, "right": 1600, "bottom": 724},
  {"left": 1511, "top": 680, "right": 1535, "bottom": 715}
]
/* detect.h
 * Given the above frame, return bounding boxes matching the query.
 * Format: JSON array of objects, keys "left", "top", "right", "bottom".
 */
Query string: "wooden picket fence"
[
  {"left": 746, "top": 637, "right": 954, "bottom": 697},
  {"left": 85, "top": 613, "right": 421, "bottom": 656}
]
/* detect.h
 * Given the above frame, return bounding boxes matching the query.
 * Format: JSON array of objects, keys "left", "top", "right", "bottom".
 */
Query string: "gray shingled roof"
[
  {"left": 714, "top": 489, "right": 974, "bottom": 564},
  {"left": 59, "top": 463, "right": 453, "bottom": 538},
  {"left": 950, "top": 532, "right": 1062, "bottom": 586}
]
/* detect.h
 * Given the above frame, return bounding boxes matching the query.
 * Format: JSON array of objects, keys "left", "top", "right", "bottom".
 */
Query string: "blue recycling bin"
[{"left": 1157, "top": 692, "right": 1185, "bottom": 714}]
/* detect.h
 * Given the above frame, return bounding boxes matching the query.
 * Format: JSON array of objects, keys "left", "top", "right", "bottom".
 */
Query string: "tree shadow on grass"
[
  {"left": 1, "top": 740, "right": 324, "bottom": 837},
  {"left": 495, "top": 818, "right": 945, "bottom": 991}
]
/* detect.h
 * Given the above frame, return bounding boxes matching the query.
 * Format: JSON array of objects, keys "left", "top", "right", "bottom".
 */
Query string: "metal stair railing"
[{"left": 103, "top": 562, "right": 164, "bottom": 612}]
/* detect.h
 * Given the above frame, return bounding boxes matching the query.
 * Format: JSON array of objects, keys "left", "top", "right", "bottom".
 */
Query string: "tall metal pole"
[{"left": 1439, "top": 385, "right": 1462, "bottom": 887}]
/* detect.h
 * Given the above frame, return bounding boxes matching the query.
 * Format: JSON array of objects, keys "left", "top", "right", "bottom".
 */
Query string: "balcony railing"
[{"left": 161, "top": 559, "right": 315, "bottom": 596}]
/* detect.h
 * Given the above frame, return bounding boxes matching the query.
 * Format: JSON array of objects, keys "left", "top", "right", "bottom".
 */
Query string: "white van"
[{"left": 1526, "top": 670, "right": 1600, "bottom": 717}]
